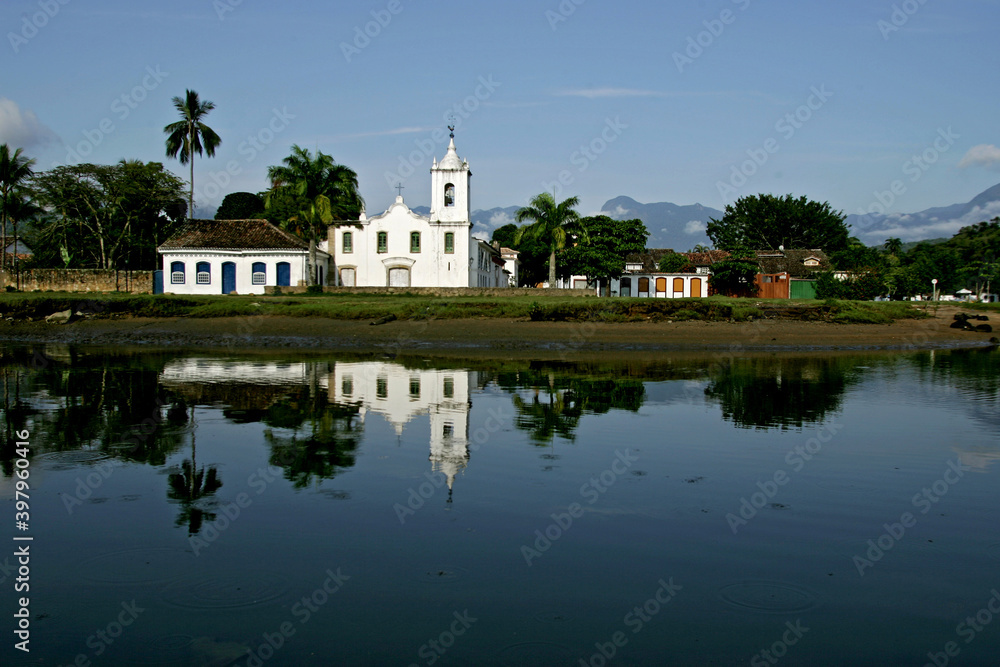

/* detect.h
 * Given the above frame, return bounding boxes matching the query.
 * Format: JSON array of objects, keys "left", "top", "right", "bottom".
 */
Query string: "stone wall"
[
  {"left": 266, "top": 286, "right": 596, "bottom": 298},
  {"left": 0, "top": 269, "right": 154, "bottom": 293}
]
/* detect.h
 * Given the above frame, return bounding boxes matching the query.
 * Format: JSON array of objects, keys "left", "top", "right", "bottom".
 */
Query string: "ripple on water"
[
  {"left": 718, "top": 581, "right": 819, "bottom": 614},
  {"left": 534, "top": 611, "right": 573, "bottom": 625},
  {"left": 418, "top": 566, "right": 467, "bottom": 583},
  {"left": 160, "top": 571, "right": 291, "bottom": 610},
  {"left": 498, "top": 642, "right": 578, "bottom": 667},
  {"left": 35, "top": 450, "right": 114, "bottom": 471},
  {"left": 77, "top": 547, "right": 194, "bottom": 585}
]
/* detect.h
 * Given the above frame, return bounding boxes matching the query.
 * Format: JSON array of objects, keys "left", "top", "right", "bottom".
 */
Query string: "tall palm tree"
[
  {"left": 883, "top": 237, "right": 903, "bottom": 257},
  {"left": 266, "top": 145, "right": 363, "bottom": 284},
  {"left": 0, "top": 144, "right": 35, "bottom": 270},
  {"left": 164, "top": 90, "right": 221, "bottom": 220},
  {"left": 514, "top": 193, "right": 584, "bottom": 288}
]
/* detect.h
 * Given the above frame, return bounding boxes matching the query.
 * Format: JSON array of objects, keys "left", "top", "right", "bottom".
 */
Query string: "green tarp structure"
[{"left": 790, "top": 279, "right": 817, "bottom": 299}]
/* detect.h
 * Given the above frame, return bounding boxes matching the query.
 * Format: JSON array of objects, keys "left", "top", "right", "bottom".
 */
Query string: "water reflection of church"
[{"left": 330, "top": 363, "right": 476, "bottom": 493}]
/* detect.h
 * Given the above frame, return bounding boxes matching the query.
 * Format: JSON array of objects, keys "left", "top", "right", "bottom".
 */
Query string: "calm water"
[{"left": 1, "top": 346, "right": 998, "bottom": 666}]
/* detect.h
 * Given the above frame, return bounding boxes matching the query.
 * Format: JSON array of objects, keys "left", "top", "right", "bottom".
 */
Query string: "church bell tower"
[{"left": 430, "top": 126, "right": 471, "bottom": 223}]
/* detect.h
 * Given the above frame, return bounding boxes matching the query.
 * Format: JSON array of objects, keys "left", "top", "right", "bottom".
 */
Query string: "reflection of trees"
[
  {"left": 166, "top": 405, "right": 223, "bottom": 535},
  {"left": 499, "top": 369, "right": 646, "bottom": 445},
  {"left": 704, "top": 357, "right": 855, "bottom": 429},
  {"left": 0, "top": 350, "right": 187, "bottom": 475},
  {"left": 261, "top": 388, "right": 364, "bottom": 488}
]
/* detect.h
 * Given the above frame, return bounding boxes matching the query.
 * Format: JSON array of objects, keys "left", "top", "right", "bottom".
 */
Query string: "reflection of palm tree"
[
  {"left": 512, "top": 389, "right": 582, "bottom": 445},
  {"left": 167, "top": 405, "right": 222, "bottom": 534},
  {"left": 264, "top": 397, "right": 362, "bottom": 488}
]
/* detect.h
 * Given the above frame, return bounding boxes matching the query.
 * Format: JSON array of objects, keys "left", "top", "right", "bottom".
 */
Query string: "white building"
[
  {"left": 329, "top": 134, "right": 511, "bottom": 288},
  {"left": 330, "top": 362, "right": 475, "bottom": 495},
  {"left": 158, "top": 219, "right": 329, "bottom": 295}
]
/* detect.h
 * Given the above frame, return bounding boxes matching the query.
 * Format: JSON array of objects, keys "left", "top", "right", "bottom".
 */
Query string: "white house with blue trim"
[{"left": 157, "top": 219, "right": 328, "bottom": 295}]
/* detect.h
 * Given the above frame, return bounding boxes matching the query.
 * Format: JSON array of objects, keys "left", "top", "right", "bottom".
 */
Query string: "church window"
[
  {"left": 444, "top": 232, "right": 454, "bottom": 254},
  {"left": 376, "top": 376, "right": 388, "bottom": 399},
  {"left": 342, "top": 377, "right": 353, "bottom": 396},
  {"left": 377, "top": 232, "right": 388, "bottom": 253},
  {"left": 444, "top": 183, "right": 455, "bottom": 207},
  {"left": 409, "top": 377, "right": 420, "bottom": 398},
  {"left": 443, "top": 377, "right": 454, "bottom": 398},
  {"left": 410, "top": 232, "right": 421, "bottom": 253},
  {"left": 342, "top": 231, "right": 353, "bottom": 253}
]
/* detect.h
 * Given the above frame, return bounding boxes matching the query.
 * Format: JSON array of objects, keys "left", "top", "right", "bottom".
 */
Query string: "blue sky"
[{"left": 3, "top": 0, "right": 1000, "bottom": 232}]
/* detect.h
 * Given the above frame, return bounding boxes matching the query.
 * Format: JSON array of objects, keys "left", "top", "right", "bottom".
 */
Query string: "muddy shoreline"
[{"left": 0, "top": 305, "right": 994, "bottom": 359}]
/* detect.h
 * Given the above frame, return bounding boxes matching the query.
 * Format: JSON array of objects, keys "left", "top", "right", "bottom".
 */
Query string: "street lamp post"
[{"left": 931, "top": 278, "right": 938, "bottom": 301}]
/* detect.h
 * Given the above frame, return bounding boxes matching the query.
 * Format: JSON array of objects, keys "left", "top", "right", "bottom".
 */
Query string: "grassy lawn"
[{"left": 0, "top": 291, "right": 940, "bottom": 324}]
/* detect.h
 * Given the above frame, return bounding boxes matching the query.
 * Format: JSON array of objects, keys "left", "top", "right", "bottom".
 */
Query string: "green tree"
[
  {"left": 657, "top": 251, "right": 689, "bottom": 273},
  {"left": 0, "top": 144, "right": 36, "bottom": 270},
  {"left": 164, "top": 89, "right": 221, "bottom": 220},
  {"left": 265, "top": 145, "right": 363, "bottom": 285},
  {"left": 559, "top": 216, "right": 648, "bottom": 286},
  {"left": 29, "top": 161, "right": 186, "bottom": 269},
  {"left": 707, "top": 194, "right": 850, "bottom": 253},
  {"left": 514, "top": 193, "right": 584, "bottom": 288},
  {"left": 708, "top": 246, "right": 759, "bottom": 297},
  {"left": 215, "top": 192, "right": 265, "bottom": 220},
  {"left": 883, "top": 237, "right": 903, "bottom": 257}
]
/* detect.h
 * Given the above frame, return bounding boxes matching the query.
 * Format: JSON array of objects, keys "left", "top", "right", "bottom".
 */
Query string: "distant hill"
[
  {"left": 411, "top": 183, "right": 1000, "bottom": 249},
  {"left": 845, "top": 182, "right": 1000, "bottom": 246},
  {"left": 599, "top": 196, "right": 723, "bottom": 250}
]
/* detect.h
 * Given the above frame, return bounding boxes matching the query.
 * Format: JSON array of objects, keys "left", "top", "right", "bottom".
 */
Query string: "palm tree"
[
  {"left": 164, "top": 90, "right": 221, "bottom": 220},
  {"left": 0, "top": 144, "right": 35, "bottom": 270},
  {"left": 883, "top": 237, "right": 903, "bottom": 256},
  {"left": 514, "top": 193, "right": 584, "bottom": 288},
  {"left": 266, "top": 145, "right": 363, "bottom": 284}
]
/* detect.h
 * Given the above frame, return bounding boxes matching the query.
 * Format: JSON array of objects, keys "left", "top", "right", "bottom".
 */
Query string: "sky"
[{"left": 3, "top": 0, "right": 1000, "bottom": 235}]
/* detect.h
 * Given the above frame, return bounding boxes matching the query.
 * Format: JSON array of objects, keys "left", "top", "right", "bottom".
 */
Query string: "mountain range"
[{"left": 416, "top": 183, "right": 1000, "bottom": 250}]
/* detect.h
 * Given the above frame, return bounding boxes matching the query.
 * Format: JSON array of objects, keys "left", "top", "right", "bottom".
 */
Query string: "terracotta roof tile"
[{"left": 158, "top": 219, "right": 310, "bottom": 251}]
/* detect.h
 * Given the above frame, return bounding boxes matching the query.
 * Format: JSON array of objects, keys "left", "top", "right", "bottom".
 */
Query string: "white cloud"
[
  {"left": 859, "top": 201, "right": 1000, "bottom": 243},
  {"left": 338, "top": 126, "right": 435, "bottom": 140},
  {"left": 684, "top": 220, "right": 707, "bottom": 235},
  {"left": 958, "top": 144, "right": 1000, "bottom": 169},
  {"left": 0, "top": 98, "right": 58, "bottom": 148},
  {"left": 488, "top": 211, "right": 515, "bottom": 227}
]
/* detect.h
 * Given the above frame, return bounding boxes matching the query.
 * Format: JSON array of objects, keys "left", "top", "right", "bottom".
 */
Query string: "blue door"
[
  {"left": 153, "top": 271, "right": 163, "bottom": 294},
  {"left": 222, "top": 262, "right": 236, "bottom": 294},
  {"left": 276, "top": 262, "right": 291, "bottom": 287}
]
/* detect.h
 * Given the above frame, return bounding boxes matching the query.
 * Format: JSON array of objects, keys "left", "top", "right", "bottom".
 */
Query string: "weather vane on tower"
[{"left": 448, "top": 114, "right": 456, "bottom": 139}]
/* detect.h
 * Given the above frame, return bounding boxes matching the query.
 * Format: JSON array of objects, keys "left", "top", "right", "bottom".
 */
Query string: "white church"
[{"left": 329, "top": 133, "right": 516, "bottom": 288}]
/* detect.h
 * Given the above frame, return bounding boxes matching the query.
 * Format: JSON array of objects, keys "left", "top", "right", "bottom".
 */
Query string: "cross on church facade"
[{"left": 395, "top": 183, "right": 405, "bottom": 197}]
